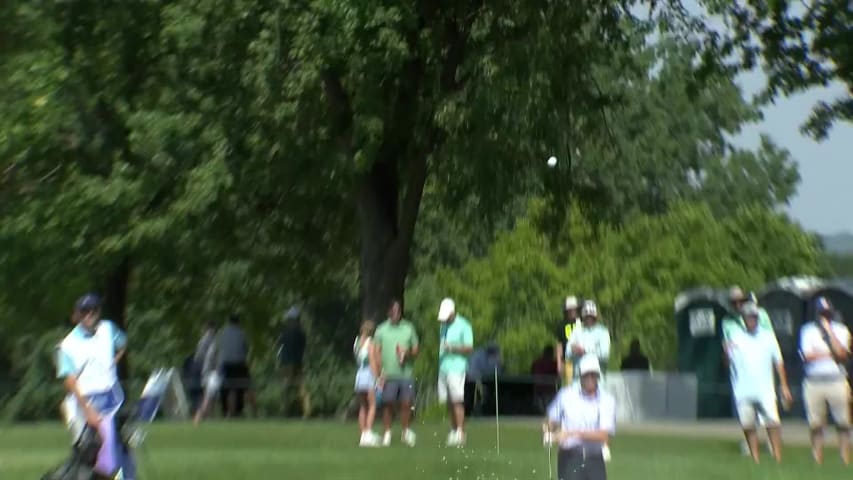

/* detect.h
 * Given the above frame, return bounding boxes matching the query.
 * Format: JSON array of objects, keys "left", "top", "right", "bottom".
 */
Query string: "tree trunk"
[
  {"left": 101, "top": 256, "right": 131, "bottom": 380},
  {"left": 358, "top": 153, "right": 428, "bottom": 322}
]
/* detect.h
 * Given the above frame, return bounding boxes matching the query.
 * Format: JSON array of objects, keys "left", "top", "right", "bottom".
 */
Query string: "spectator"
[
  {"left": 219, "top": 314, "right": 251, "bottom": 418},
  {"left": 531, "top": 345, "right": 559, "bottom": 414},
  {"left": 467, "top": 342, "right": 501, "bottom": 416},
  {"left": 437, "top": 298, "right": 474, "bottom": 447},
  {"left": 620, "top": 339, "right": 650, "bottom": 371},
  {"left": 568, "top": 300, "right": 611, "bottom": 381},
  {"left": 194, "top": 323, "right": 222, "bottom": 426},
  {"left": 556, "top": 296, "right": 580, "bottom": 385},
  {"left": 373, "top": 299, "right": 420, "bottom": 447},
  {"left": 277, "top": 306, "right": 312, "bottom": 418}
]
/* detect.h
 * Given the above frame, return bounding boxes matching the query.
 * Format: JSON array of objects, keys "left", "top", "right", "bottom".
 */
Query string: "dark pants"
[
  {"left": 558, "top": 447, "right": 606, "bottom": 480},
  {"left": 221, "top": 362, "right": 250, "bottom": 416}
]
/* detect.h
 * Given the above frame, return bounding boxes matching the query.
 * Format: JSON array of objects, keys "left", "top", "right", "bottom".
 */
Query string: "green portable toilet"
[
  {"left": 758, "top": 277, "right": 825, "bottom": 418},
  {"left": 675, "top": 287, "right": 732, "bottom": 418}
]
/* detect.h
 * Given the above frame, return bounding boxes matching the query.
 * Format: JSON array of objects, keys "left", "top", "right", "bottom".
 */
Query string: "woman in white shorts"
[
  {"left": 194, "top": 335, "right": 221, "bottom": 426},
  {"left": 354, "top": 320, "right": 380, "bottom": 446}
]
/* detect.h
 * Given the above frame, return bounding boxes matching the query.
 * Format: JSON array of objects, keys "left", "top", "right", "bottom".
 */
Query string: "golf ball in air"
[{"left": 547, "top": 156, "right": 557, "bottom": 167}]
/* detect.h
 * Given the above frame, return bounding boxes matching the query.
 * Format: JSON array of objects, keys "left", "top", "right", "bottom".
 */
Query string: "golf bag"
[{"left": 40, "top": 368, "right": 189, "bottom": 480}]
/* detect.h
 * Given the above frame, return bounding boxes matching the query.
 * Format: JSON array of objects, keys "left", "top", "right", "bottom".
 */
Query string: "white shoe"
[
  {"left": 446, "top": 430, "right": 459, "bottom": 447},
  {"left": 402, "top": 429, "right": 417, "bottom": 447},
  {"left": 602, "top": 444, "right": 611, "bottom": 462},
  {"left": 455, "top": 430, "right": 466, "bottom": 447},
  {"left": 382, "top": 431, "right": 392, "bottom": 447},
  {"left": 359, "top": 431, "right": 380, "bottom": 447}
]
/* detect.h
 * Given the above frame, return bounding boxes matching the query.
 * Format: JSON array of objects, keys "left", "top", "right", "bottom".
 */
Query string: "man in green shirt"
[
  {"left": 438, "top": 298, "right": 474, "bottom": 447},
  {"left": 373, "top": 299, "right": 420, "bottom": 447}
]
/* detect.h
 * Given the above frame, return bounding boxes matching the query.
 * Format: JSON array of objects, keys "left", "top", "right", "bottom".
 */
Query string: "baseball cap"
[
  {"left": 564, "top": 296, "right": 579, "bottom": 311},
  {"left": 741, "top": 301, "right": 760, "bottom": 318},
  {"left": 578, "top": 355, "right": 601, "bottom": 376},
  {"left": 729, "top": 286, "right": 747, "bottom": 302},
  {"left": 581, "top": 300, "right": 598, "bottom": 318},
  {"left": 438, "top": 298, "right": 455, "bottom": 322},
  {"left": 74, "top": 293, "right": 101, "bottom": 312},
  {"left": 815, "top": 296, "right": 833, "bottom": 313}
]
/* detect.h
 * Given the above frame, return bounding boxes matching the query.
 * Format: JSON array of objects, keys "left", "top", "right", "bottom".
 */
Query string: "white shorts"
[
  {"left": 354, "top": 367, "right": 375, "bottom": 393},
  {"left": 736, "top": 395, "right": 780, "bottom": 429},
  {"left": 438, "top": 373, "right": 466, "bottom": 404}
]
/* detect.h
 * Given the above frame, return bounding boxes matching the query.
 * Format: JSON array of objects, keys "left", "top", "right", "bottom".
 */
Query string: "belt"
[
  {"left": 805, "top": 375, "right": 846, "bottom": 383},
  {"left": 561, "top": 445, "right": 603, "bottom": 461}
]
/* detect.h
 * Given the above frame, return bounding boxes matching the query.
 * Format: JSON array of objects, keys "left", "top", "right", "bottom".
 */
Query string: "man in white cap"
[
  {"left": 555, "top": 296, "right": 580, "bottom": 385},
  {"left": 544, "top": 354, "right": 616, "bottom": 480},
  {"left": 725, "top": 301, "right": 792, "bottom": 463},
  {"left": 567, "top": 300, "right": 610, "bottom": 381},
  {"left": 437, "top": 298, "right": 474, "bottom": 446},
  {"left": 722, "top": 286, "right": 776, "bottom": 455},
  {"left": 800, "top": 296, "right": 851, "bottom": 465}
]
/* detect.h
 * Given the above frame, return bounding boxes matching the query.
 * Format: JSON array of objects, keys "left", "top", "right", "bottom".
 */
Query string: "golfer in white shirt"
[{"left": 544, "top": 355, "right": 616, "bottom": 480}]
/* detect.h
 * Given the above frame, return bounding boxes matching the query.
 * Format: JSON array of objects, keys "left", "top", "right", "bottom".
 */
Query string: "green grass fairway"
[{"left": 1, "top": 420, "right": 847, "bottom": 479}]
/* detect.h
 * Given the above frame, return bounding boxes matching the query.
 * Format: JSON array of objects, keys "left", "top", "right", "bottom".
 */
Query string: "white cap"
[
  {"left": 578, "top": 355, "right": 601, "bottom": 376},
  {"left": 742, "top": 301, "right": 760, "bottom": 318},
  {"left": 564, "top": 296, "right": 579, "bottom": 310},
  {"left": 438, "top": 298, "right": 456, "bottom": 322},
  {"left": 581, "top": 300, "right": 598, "bottom": 317}
]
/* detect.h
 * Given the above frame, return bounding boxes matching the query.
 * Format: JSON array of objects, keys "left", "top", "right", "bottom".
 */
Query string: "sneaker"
[
  {"left": 455, "top": 430, "right": 466, "bottom": 447},
  {"left": 402, "top": 429, "right": 417, "bottom": 447},
  {"left": 602, "top": 444, "right": 611, "bottom": 462},
  {"left": 359, "top": 431, "right": 380, "bottom": 447},
  {"left": 382, "top": 431, "right": 392, "bottom": 447},
  {"left": 446, "top": 430, "right": 459, "bottom": 447}
]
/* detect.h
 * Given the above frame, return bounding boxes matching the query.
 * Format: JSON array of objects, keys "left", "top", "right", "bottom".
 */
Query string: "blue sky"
[{"left": 732, "top": 73, "right": 852, "bottom": 235}]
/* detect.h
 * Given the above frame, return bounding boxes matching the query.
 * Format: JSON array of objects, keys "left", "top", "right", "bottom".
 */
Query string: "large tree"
[{"left": 0, "top": 0, "right": 840, "bottom": 328}]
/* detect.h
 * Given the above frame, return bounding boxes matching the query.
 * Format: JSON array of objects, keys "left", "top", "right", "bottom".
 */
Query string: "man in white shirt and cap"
[
  {"left": 799, "top": 296, "right": 852, "bottom": 465},
  {"left": 725, "top": 301, "right": 792, "bottom": 463},
  {"left": 544, "top": 354, "right": 616, "bottom": 480},
  {"left": 438, "top": 298, "right": 474, "bottom": 447},
  {"left": 567, "top": 300, "right": 611, "bottom": 382}
]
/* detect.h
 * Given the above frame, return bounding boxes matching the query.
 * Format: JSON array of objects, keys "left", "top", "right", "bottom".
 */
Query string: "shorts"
[
  {"left": 354, "top": 367, "right": 375, "bottom": 393},
  {"left": 203, "top": 371, "right": 222, "bottom": 399},
  {"left": 736, "top": 395, "right": 780, "bottom": 429},
  {"left": 803, "top": 377, "right": 851, "bottom": 428},
  {"left": 222, "top": 363, "right": 251, "bottom": 391},
  {"left": 381, "top": 379, "right": 415, "bottom": 404},
  {"left": 438, "top": 373, "right": 466, "bottom": 404}
]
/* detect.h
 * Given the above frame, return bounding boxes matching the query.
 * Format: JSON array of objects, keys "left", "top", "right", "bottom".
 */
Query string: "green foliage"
[{"left": 406, "top": 200, "right": 825, "bottom": 376}]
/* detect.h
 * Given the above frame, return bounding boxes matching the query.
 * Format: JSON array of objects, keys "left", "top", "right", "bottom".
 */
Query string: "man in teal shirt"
[
  {"left": 438, "top": 297, "right": 474, "bottom": 447},
  {"left": 373, "top": 299, "right": 420, "bottom": 447},
  {"left": 721, "top": 286, "right": 779, "bottom": 456}
]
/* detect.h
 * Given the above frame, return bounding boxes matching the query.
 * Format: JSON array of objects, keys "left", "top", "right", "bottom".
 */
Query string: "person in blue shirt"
[
  {"left": 725, "top": 302, "right": 792, "bottom": 464},
  {"left": 56, "top": 293, "right": 135, "bottom": 479}
]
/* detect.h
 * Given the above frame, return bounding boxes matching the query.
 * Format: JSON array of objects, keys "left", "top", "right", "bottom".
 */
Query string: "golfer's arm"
[
  {"left": 573, "top": 430, "right": 611, "bottom": 443},
  {"left": 555, "top": 344, "right": 564, "bottom": 365},
  {"left": 63, "top": 375, "right": 97, "bottom": 420},
  {"left": 802, "top": 350, "right": 832, "bottom": 362},
  {"left": 826, "top": 334, "right": 850, "bottom": 360},
  {"left": 114, "top": 347, "right": 126, "bottom": 364}
]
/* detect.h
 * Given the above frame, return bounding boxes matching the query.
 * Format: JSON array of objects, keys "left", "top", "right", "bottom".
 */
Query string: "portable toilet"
[
  {"left": 758, "top": 276, "right": 825, "bottom": 418},
  {"left": 675, "top": 287, "right": 732, "bottom": 418}
]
